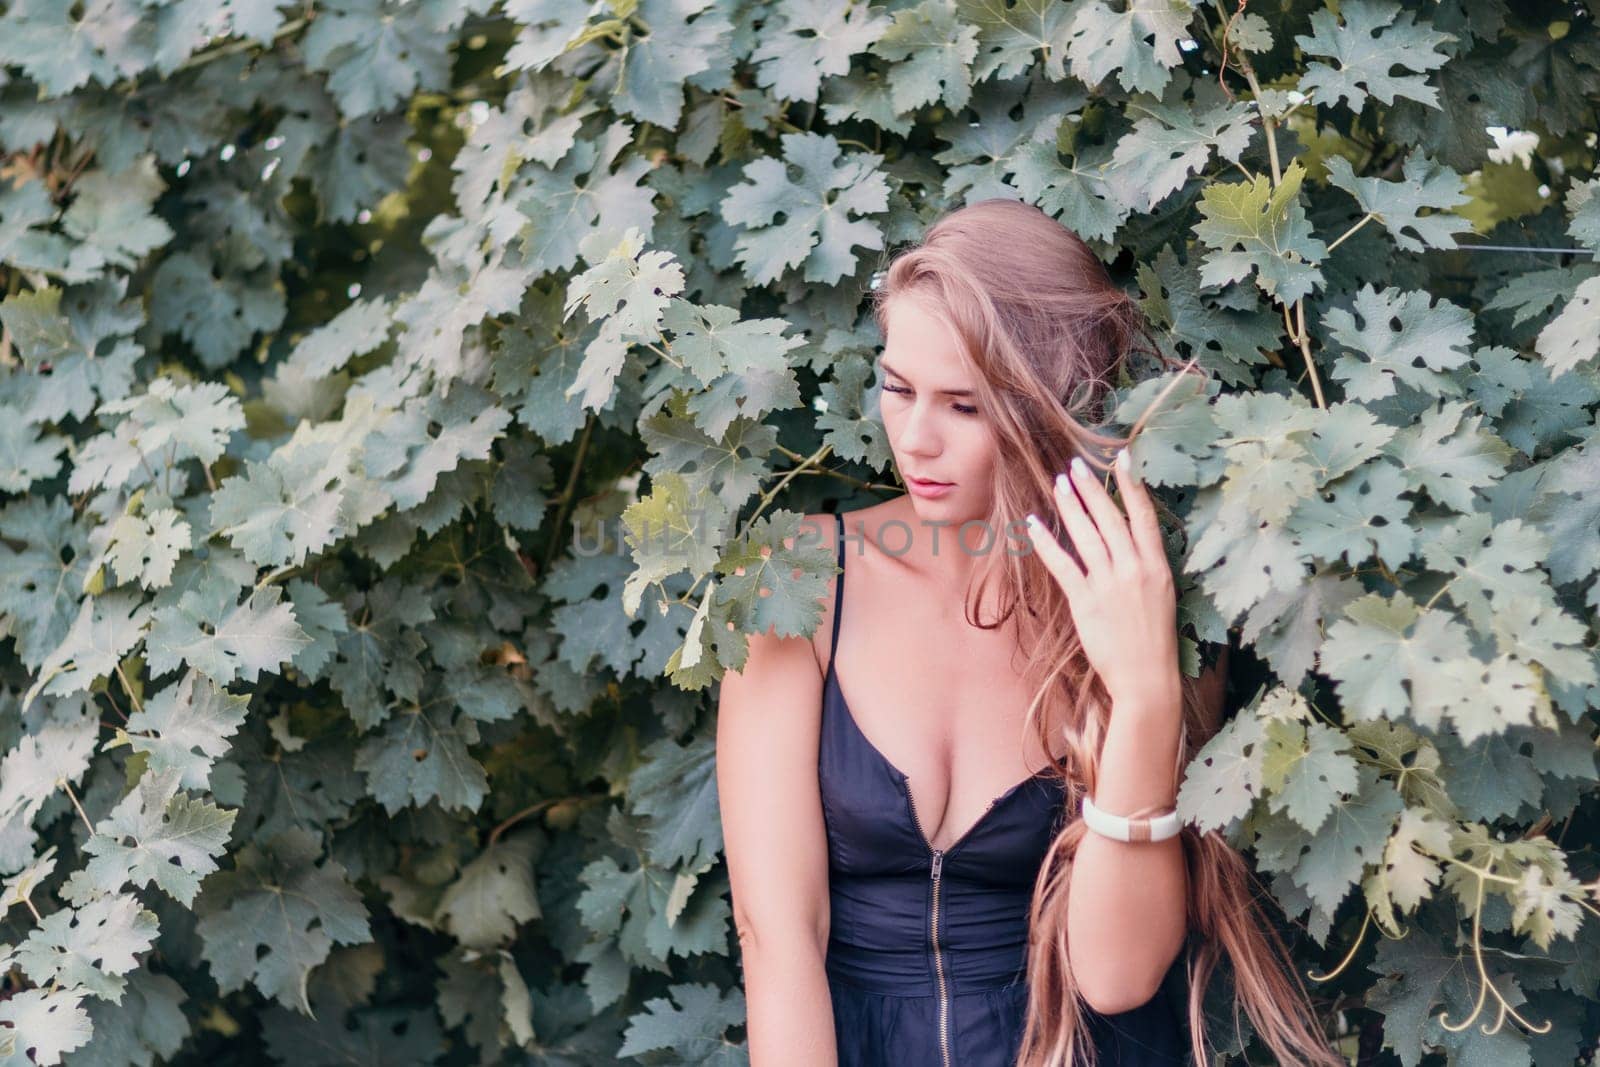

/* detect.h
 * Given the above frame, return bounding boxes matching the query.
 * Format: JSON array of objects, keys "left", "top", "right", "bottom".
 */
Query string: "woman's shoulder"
[{"left": 794, "top": 502, "right": 898, "bottom": 674}]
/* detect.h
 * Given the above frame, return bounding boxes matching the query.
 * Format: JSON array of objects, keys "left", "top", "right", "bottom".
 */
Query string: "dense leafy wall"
[{"left": 1, "top": 0, "right": 1599, "bottom": 1063}]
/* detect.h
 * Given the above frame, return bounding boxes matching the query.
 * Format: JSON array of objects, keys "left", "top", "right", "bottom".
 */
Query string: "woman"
[{"left": 716, "top": 199, "right": 1340, "bottom": 1066}]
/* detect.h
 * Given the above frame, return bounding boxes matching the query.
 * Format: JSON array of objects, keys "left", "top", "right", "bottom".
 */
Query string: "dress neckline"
[{"left": 824, "top": 650, "right": 1063, "bottom": 855}]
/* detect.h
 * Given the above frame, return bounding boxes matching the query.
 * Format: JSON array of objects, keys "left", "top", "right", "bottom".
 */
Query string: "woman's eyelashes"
[{"left": 881, "top": 382, "right": 978, "bottom": 415}]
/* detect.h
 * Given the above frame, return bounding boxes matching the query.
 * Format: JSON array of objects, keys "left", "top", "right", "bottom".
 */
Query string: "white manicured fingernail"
[
  {"left": 1054, "top": 472, "right": 1069, "bottom": 494},
  {"left": 1116, "top": 448, "right": 1129, "bottom": 470},
  {"left": 1070, "top": 456, "right": 1086, "bottom": 479},
  {"left": 1025, "top": 512, "right": 1042, "bottom": 530}
]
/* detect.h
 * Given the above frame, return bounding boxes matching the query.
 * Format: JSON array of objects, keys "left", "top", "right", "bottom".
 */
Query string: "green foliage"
[{"left": 2, "top": 1, "right": 1599, "bottom": 1065}]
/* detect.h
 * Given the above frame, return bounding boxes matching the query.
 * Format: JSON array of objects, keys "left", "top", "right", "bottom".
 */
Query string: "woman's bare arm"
[
  {"left": 717, "top": 519, "right": 838, "bottom": 1065},
  {"left": 1065, "top": 644, "right": 1230, "bottom": 1014}
]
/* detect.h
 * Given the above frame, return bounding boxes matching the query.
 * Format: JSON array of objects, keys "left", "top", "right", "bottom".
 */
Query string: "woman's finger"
[
  {"left": 1024, "top": 511, "right": 1085, "bottom": 597},
  {"left": 1113, "top": 448, "right": 1165, "bottom": 564},
  {"left": 1066, "top": 455, "right": 1137, "bottom": 567},
  {"left": 1052, "top": 466, "right": 1110, "bottom": 577}
]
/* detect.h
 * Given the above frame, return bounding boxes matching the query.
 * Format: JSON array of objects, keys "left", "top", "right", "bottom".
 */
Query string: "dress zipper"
[{"left": 905, "top": 786, "right": 954, "bottom": 1067}]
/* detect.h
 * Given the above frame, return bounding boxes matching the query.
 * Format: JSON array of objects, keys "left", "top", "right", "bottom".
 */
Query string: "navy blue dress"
[{"left": 819, "top": 512, "right": 1187, "bottom": 1066}]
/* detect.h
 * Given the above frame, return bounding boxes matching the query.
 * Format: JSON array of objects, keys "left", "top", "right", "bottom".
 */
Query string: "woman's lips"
[{"left": 907, "top": 476, "right": 955, "bottom": 498}]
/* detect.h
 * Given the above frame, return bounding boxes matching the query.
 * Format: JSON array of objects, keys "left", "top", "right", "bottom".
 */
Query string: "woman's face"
[{"left": 877, "top": 295, "right": 998, "bottom": 529}]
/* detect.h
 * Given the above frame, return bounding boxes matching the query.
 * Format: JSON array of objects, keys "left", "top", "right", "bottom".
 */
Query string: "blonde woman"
[{"left": 717, "top": 199, "right": 1341, "bottom": 1066}]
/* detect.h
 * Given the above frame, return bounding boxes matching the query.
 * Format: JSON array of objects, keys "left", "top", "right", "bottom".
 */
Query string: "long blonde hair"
[{"left": 867, "top": 198, "right": 1342, "bottom": 1067}]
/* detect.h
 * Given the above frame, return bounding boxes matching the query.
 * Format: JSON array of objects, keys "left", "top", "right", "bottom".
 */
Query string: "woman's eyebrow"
[{"left": 878, "top": 359, "right": 976, "bottom": 397}]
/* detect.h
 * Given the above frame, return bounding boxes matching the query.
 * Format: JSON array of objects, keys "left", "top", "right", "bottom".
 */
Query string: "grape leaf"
[
  {"left": 1010, "top": 132, "right": 1129, "bottom": 246},
  {"left": 1287, "top": 460, "right": 1416, "bottom": 570},
  {"left": 1323, "top": 285, "right": 1474, "bottom": 402},
  {"left": 207, "top": 432, "right": 375, "bottom": 568},
  {"left": 328, "top": 576, "right": 434, "bottom": 730},
  {"left": 1365, "top": 807, "right": 1453, "bottom": 930},
  {"left": 957, "top": 0, "right": 1077, "bottom": 82},
  {"left": 1511, "top": 863, "right": 1585, "bottom": 950},
  {"left": 868, "top": 0, "right": 980, "bottom": 115},
  {"left": 353, "top": 706, "right": 489, "bottom": 815},
  {"left": 0, "top": 988, "right": 93, "bottom": 1067},
  {"left": 72, "top": 376, "right": 245, "bottom": 495},
  {"left": 1254, "top": 765, "right": 1402, "bottom": 920},
  {"left": 1295, "top": 0, "right": 1454, "bottom": 111},
  {"left": 0, "top": 282, "right": 142, "bottom": 423},
  {"left": 1194, "top": 160, "right": 1328, "bottom": 303},
  {"left": 1381, "top": 399, "right": 1515, "bottom": 513},
  {"left": 0, "top": 848, "right": 59, "bottom": 917},
  {"left": 23, "top": 590, "right": 150, "bottom": 709},
  {"left": 63, "top": 768, "right": 235, "bottom": 907},
  {"left": 284, "top": 297, "right": 394, "bottom": 380},
  {"left": 195, "top": 826, "right": 371, "bottom": 1014},
  {"left": 720, "top": 132, "right": 890, "bottom": 286},
  {"left": 0, "top": 719, "right": 97, "bottom": 872},
  {"left": 1262, "top": 718, "right": 1361, "bottom": 834},
  {"left": 616, "top": 982, "right": 746, "bottom": 1064},
  {"left": 0, "top": 0, "right": 150, "bottom": 96},
  {"left": 513, "top": 119, "right": 659, "bottom": 278},
  {"left": 1177, "top": 705, "right": 1265, "bottom": 833},
  {"left": 627, "top": 736, "right": 722, "bottom": 871},
  {"left": 436, "top": 831, "right": 541, "bottom": 949},
  {"left": 1110, "top": 96, "right": 1255, "bottom": 213},
  {"left": 60, "top": 158, "right": 174, "bottom": 270},
  {"left": 122, "top": 669, "right": 251, "bottom": 791},
  {"left": 0, "top": 411, "right": 68, "bottom": 493},
  {"left": 610, "top": 0, "right": 734, "bottom": 130},
  {"left": 1324, "top": 151, "right": 1470, "bottom": 253},
  {"left": 1066, "top": 0, "right": 1195, "bottom": 96},
  {"left": 98, "top": 508, "right": 191, "bottom": 591},
  {"left": 148, "top": 250, "right": 286, "bottom": 369},
  {"left": 561, "top": 228, "right": 685, "bottom": 413},
  {"left": 1320, "top": 590, "right": 1475, "bottom": 726},
  {"left": 301, "top": 0, "right": 459, "bottom": 117},
  {"left": 16, "top": 893, "right": 159, "bottom": 1001},
  {"left": 1534, "top": 275, "right": 1600, "bottom": 375},
  {"left": 752, "top": 0, "right": 891, "bottom": 104},
  {"left": 145, "top": 583, "right": 310, "bottom": 685},
  {"left": 61, "top": 968, "right": 188, "bottom": 1067}
]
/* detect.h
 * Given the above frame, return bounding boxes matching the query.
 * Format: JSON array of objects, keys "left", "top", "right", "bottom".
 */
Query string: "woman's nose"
[{"left": 897, "top": 400, "right": 940, "bottom": 455}]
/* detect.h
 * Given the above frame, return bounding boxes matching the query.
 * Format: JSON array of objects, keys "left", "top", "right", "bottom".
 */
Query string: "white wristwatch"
[{"left": 1080, "top": 794, "right": 1182, "bottom": 843}]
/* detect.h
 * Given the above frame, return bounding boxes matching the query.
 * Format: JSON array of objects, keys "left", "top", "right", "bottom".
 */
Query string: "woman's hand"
[{"left": 1023, "top": 449, "right": 1180, "bottom": 709}]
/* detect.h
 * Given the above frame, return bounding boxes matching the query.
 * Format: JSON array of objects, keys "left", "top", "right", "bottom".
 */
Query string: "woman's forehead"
[{"left": 880, "top": 298, "right": 971, "bottom": 381}]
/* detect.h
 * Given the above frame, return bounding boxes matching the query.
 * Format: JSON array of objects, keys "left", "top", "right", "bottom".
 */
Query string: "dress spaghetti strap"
[{"left": 829, "top": 512, "right": 846, "bottom": 658}]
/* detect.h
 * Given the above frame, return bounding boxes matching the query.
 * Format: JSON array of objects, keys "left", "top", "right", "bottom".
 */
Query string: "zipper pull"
[{"left": 930, "top": 850, "right": 943, "bottom": 880}]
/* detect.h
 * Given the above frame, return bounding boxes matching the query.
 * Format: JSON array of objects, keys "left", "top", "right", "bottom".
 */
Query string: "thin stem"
[
  {"left": 61, "top": 779, "right": 93, "bottom": 833},
  {"left": 487, "top": 794, "right": 591, "bottom": 847},
  {"left": 1439, "top": 878, "right": 1490, "bottom": 1032},
  {"left": 1325, "top": 213, "right": 1376, "bottom": 254},
  {"left": 101, "top": 682, "right": 127, "bottom": 722},
  {"left": 541, "top": 412, "right": 596, "bottom": 574},
  {"left": 114, "top": 662, "right": 144, "bottom": 716},
  {"left": 1437, "top": 874, "right": 1553, "bottom": 1036},
  {"left": 1294, "top": 300, "right": 1325, "bottom": 408},
  {"left": 1234, "top": 49, "right": 1328, "bottom": 410},
  {"left": 642, "top": 339, "right": 681, "bottom": 370},
  {"left": 735, "top": 441, "right": 833, "bottom": 544},
  {"left": 254, "top": 563, "right": 299, "bottom": 593},
  {"left": 1307, "top": 909, "right": 1372, "bottom": 982},
  {"left": 171, "top": 17, "right": 310, "bottom": 77}
]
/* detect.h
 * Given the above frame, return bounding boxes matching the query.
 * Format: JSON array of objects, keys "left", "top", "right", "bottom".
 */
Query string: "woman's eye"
[{"left": 884, "top": 383, "right": 977, "bottom": 416}]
